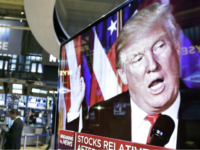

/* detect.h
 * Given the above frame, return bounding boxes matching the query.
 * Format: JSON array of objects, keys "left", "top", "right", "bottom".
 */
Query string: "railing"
[{"left": 0, "top": 133, "right": 51, "bottom": 150}]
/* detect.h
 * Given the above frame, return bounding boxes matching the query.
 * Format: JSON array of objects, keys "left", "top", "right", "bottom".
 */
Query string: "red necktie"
[{"left": 145, "top": 114, "right": 161, "bottom": 144}]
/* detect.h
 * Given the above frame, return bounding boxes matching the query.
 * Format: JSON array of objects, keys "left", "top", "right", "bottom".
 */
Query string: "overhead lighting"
[
  {"left": 49, "top": 91, "right": 57, "bottom": 94},
  {"left": 31, "top": 88, "right": 48, "bottom": 94},
  {"left": 21, "top": 11, "right": 24, "bottom": 15},
  {"left": 97, "top": 106, "right": 102, "bottom": 110}
]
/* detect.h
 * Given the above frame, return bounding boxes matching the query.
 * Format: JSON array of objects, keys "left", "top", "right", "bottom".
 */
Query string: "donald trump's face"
[{"left": 118, "top": 24, "right": 181, "bottom": 115}]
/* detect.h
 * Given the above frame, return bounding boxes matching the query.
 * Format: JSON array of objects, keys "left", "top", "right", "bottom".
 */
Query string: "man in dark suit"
[
  {"left": 3, "top": 109, "right": 23, "bottom": 150},
  {"left": 66, "top": 2, "right": 200, "bottom": 149}
]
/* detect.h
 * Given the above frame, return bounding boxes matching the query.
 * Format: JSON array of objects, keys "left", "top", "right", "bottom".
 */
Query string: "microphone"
[{"left": 148, "top": 115, "right": 175, "bottom": 147}]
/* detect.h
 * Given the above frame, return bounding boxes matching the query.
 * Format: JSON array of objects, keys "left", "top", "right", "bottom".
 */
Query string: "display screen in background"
[
  {"left": 47, "top": 96, "right": 53, "bottom": 110},
  {"left": 27, "top": 96, "right": 47, "bottom": 109},
  {"left": 18, "top": 95, "right": 27, "bottom": 107},
  {"left": 0, "top": 109, "right": 6, "bottom": 122},
  {"left": 36, "top": 117, "right": 43, "bottom": 124},
  {"left": 19, "top": 109, "right": 24, "bottom": 116},
  {"left": 6, "top": 94, "right": 12, "bottom": 103},
  {"left": 6, "top": 94, "right": 27, "bottom": 107},
  {"left": 12, "top": 84, "right": 22, "bottom": 94},
  {"left": 0, "top": 94, "right": 5, "bottom": 105}
]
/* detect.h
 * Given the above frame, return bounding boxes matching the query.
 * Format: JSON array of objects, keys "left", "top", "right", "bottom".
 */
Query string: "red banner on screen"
[
  {"left": 58, "top": 129, "right": 75, "bottom": 149},
  {"left": 75, "top": 132, "right": 173, "bottom": 150}
]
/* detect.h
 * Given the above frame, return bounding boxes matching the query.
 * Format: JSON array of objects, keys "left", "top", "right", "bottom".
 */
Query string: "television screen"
[
  {"left": 6, "top": 94, "right": 27, "bottom": 107},
  {"left": 46, "top": 96, "right": 53, "bottom": 110},
  {"left": 12, "top": 84, "right": 22, "bottom": 94},
  {"left": 0, "top": 109, "right": 6, "bottom": 122},
  {"left": 18, "top": 95, "right": 27, "bottom": 107},
  {"left": 19, "top": 109, "right": 25, "bottom": 117},
  {"left": 56, "top": 0, "right": 200, "bottom": 149},
  {"left": 27, "top": 96, "right": 47, "bottom": 110},
  {"left": 0, "top": 94, "right": 5, "bottom": 105},
  {"left": 36, "top": 117, "right": 43, "bottom": 124},
  {"left": 6, "top": 94, "right": 12, "bottom": 103}
]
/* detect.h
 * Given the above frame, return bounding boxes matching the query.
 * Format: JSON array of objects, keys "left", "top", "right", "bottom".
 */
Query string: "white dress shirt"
[{"left": 131, "top": 92, "right": 180, "bottom": 149}]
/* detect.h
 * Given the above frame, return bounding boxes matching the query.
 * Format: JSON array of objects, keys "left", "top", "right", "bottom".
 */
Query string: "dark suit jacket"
[
  {"left": 4, "top": 117, "right": 23, "bottom": 150},
  {"left": 66, "top": 90, "right": 200, "bottom": 149}
]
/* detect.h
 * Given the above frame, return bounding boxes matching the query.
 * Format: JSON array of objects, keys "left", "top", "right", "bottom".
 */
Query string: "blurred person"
[
  {"left": 2, "top": 109, "right": 23, "bottom": 150},
  {"left": 45, "top": 126, "right": 52, "bottom": 150}
]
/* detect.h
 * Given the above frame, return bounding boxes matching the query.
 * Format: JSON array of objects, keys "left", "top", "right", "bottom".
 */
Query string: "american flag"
[
  {"left": 63, "top": 2, "right": 140, "bottom": 112},
  {"left": 58, "top": 0, "right": 155, "bottom": 131}
]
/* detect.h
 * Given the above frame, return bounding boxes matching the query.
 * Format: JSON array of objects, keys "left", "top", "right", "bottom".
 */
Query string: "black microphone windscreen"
[{"left": 149, "top": 115, "right": 175, "bottom": 147}]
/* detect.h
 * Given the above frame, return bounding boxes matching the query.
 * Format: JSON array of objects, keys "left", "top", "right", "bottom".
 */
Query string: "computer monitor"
[
  {"left": 36, "top": 117, "right": 43, "bottom": 124},
  {"left": 18, "top": 95, "right": 27, "bottom": 107},
  {"left": 27, "top": 96, "right": 47, "bottom": 109},
  {"left": 0, "top": 93, "right": 5, "bottom": 106},
  {"left": 47, "top": 96, "right": 53, "bottom": 110}
]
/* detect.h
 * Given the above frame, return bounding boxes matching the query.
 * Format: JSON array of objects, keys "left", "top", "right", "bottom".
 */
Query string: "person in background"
[
  {"left": 45, "top": 126, "right": 52, "bottom": 150},
  {"left": 2, "top": 109, "right": 23, "bottom": 150}
]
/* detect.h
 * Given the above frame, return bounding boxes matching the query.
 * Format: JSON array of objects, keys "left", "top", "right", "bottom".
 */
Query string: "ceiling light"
[
  {"left": 21, "top": 11, "right": 24, "bottom": 15},
  {"left": 97, "top": 106, "right": 102, "bottom": 110}
]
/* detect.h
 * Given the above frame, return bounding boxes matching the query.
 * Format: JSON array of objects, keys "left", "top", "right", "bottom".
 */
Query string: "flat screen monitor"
[
  {"left": 18, "top": 95, "right": 27, "bottom": 107},
  {"left": 12, "top": 84, "right": 22, "bottom": 94},
  {"left": 0, "top": 93, "right": 5, "bottom": 106},
  {"left": 19, "top": 109, "right": 25, "bottom": 117},
  {"left": 36, "top": 117, "right": 43, "bottom": 124},
  {"left": 6, "top": 94, "right": 27, "bottom": 107},
  {"left": 46, "top": 96, "right": 53, "bottom": 110},
  {"left": 6, "top": 94, "right": 12, "bottom": 103},
  {"left": 27, "top": 96, "right": 47, "bottom": 110},
  {"left": 56, "top": 0, "right": 200, "bottom": 149},
  {"left": 0, "top": 109, "right": 6, "bottom": 122}
]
